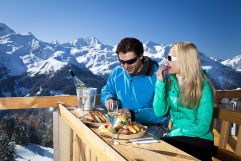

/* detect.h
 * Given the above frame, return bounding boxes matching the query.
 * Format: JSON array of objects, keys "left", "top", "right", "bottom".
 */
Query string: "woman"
[{"left": 153, "top": 42, "right": 214, "bottom": 160}]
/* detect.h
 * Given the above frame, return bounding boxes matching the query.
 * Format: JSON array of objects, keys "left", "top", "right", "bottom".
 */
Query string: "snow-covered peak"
[
  {"left": 73, "top": 37, "right": 103, "bottom": 48},
  {"left": 0, "top": 23, "right": 15, "bottom": 37},
  {"left": 0, "top": 23, "right": 241, "bottom": 92},
  {"left": 222, "top": 54, "right": 241, "bottom": 71},
  {"left": 50, "top": 40, "right": 60, "bottom": 45},
  {"left": 145, "top": 41, "right": 159, "bottom": 47},
  {"left": 144, "top": 41, "right": 170, "bottom": 58}
]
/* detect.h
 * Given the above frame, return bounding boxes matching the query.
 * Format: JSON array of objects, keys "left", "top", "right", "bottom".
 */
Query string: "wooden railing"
[
  {"left": 0, "top": 90, "right": 241, "bottom": 161},
  {"left": 55, "top": 103, "right": 126, "bottom": 161},
  {"left": 213, "top": 90, "right": 241, "bottom": 161}
]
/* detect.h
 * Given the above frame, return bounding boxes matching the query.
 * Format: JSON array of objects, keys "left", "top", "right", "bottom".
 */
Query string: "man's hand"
[
  {"left": 105, "top": 98, "right": 118, "bottom": 111},
  {"left": 118, "top": 108, "right": 132, "bottom": 120}
]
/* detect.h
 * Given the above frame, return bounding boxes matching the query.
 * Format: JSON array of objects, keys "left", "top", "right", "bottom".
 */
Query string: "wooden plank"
[
  {"left": 0, "top": 96, "right": 77, "bottom": 110},
  {"left": 53, "top": 112, "right": 60, "bottom": 161},
  {"left": 219, "top": 121, "right": 230, "bottom": 149},
  {"left": 79, "top": 139, "right": 86, "bottom": 161},
  {"left": 73, "top": 132, "right": 81, "bottom": 161},
  {"left": 90, "top": 129, "right": 198, "bottom": 161},
  {"left": 214, "top": 146, "right": 241, "bottom": 161},
  {"left": 213, "top": 128, "right": 239, "bottom": 153},
  {"left": 58, "top": 103, "right": 126, "bottom": 161},
  {"left": 213, "top": 108, "right": 241, "bottom": 125},
  {"left": 215, "top": 90, "right": 241, "bottom": 104},
  {"left": 59, "top": 112, "right": 73, "bottom": 161},
  {"left": 91, "top": 150, "right": 97, "bottom": 161},
  {"left": 0, "top": 95, "right": 102, "bottom": 110},
  {"left": 85, "top": 145, "right": 91, "bottom": 161},
  {"left": 235, "top": 125, "right": 241, "bottom": 156},
  {"left": 70, "top": 130, "right": 74, "bottom": 161}
]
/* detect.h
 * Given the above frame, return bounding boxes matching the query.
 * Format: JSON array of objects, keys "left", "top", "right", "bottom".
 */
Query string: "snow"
[
  {"left": 222, "top": 55, "right": 241, "bottom": 71},
  {"left": 0, "top": 23, "right": 241, "bottom": 90},
  {"left": 16, "top": 144, "right": 53, "bottom": 161}
]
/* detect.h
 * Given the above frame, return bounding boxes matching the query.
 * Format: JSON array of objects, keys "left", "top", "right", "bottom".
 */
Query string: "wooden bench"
[{"left": 212, "top": 90, "right": 241, "bottom": 161}]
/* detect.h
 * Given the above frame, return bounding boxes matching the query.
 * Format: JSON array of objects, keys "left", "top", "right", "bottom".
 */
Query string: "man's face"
[{"left": 118, "top": 51, "right": 143, "bottom": 74}]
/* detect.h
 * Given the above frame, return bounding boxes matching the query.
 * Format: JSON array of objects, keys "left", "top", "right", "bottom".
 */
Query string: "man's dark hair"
[{"left": 116, "top": 37, "right": 144, "bottom": 57}]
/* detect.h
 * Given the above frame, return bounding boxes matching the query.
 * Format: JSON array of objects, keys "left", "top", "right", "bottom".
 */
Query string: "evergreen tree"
[
  {"left": 1, "top": 114, "right": 31, "bottom": 145},
  {"left": 0, "top": 131, "right": 15, "bottom": 161},
  {"left": 41, "top": 120, "right": 53, "bottom": 147},
  {"left": 12, "top": 120, "right": 31, "bottom": 145}
]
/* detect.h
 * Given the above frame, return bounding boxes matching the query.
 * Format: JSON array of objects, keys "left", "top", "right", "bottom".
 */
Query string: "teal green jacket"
[{"left": 153, "top": 75, "right": 214, "bottom": 141}]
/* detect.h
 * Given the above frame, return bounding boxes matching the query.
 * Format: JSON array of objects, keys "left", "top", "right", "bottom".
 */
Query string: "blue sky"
[{"left": 1, "top": 0, "right": 241, "bottom": 59}]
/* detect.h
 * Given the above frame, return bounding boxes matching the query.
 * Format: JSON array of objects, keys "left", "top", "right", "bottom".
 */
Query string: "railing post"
[
  {"left": 236, "top": 126, "right": 241, "bottom": 156},
  {"left": 53, "top": 112, "right": 59, "bottom": 161},
  {"left": 73, "top": 132, "right": 81, "bottom": 161},
  {"left": 219, "top": 121, "right": 230, "bottom": 149},
  {"left": 53, "top": 111, "right": 73, "bottom": 161}
]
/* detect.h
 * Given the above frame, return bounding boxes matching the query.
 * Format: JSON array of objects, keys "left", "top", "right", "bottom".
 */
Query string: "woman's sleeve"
[{"left": 153, "top": 80, "right": 170, "bottom": 117}]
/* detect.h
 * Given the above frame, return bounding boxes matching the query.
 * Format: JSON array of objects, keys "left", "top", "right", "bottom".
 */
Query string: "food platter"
[
  {"left": 80, "top": 111, "right": 109, "bottom": 127},
  {"left": 99, "top": 129, "right": 146, "bottom": 140},
  {"left": 79, "top": 110, "right": 147, "bottom": 139}
]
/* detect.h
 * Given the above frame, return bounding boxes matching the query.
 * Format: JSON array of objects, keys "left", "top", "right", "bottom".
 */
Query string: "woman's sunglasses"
[
  {"left": 119, "top": 57, "right": 138, "bottom": 65},
  {"left": 167, "top": 55, "right": 177, "bottom": 61}
]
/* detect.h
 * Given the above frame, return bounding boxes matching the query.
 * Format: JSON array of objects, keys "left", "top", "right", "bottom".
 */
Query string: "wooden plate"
[{"left": 99, "top": 130, "right": 146, "bottom": 140}]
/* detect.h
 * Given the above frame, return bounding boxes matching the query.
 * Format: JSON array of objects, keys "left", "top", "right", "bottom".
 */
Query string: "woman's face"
[{"left": 167, "top": 48, "right": 179, "bottom": 75}]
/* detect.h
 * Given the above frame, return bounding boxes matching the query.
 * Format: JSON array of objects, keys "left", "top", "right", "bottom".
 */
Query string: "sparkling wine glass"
[
  {"left": 108, "top": 100, "right": 119, "bottom": 116},
  {"left": 81, "top": 89, "right": 88, "bottom": 117},
  {"left": 107, "top": 101, "right": 120, "bottom": 145}
]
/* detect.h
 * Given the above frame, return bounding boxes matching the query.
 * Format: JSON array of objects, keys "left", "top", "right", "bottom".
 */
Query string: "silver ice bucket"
[{"left": 76, "top": 87, "right": 97, "bottom": 111}]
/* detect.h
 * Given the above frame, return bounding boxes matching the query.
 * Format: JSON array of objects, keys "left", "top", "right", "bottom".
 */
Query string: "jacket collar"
[{"left": 131, "top": 56, "right": 156, "bottom": 76}]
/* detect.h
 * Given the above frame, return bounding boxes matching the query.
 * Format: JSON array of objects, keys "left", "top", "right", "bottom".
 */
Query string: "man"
[{"left": 101, "top": 37, "right": 168, "bottom": 128}]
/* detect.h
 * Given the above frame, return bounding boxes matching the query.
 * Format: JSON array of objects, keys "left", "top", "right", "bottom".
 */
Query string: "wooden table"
[{"left": 57, "top": 105, "right": 199, "bottom": 161}]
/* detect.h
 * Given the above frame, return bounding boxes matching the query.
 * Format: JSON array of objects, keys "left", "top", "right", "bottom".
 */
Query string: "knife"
[
  {"left": 132, "top": 139, "right": 160, "bottom": 144},
  {"left": 129, "top": 137, "right": 155, "bottom": 142}
]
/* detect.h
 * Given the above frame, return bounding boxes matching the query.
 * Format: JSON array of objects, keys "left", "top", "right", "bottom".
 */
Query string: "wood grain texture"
[
  {"left": 58, "top": 103, "right": 126, "bottom": 161},
  {"left": 0, "top": 95, "right": 101, "bottom": 110}
]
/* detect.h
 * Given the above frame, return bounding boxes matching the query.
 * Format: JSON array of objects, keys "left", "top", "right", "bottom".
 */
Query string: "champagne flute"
[
  {"left": 107, "top": 100, "right": 120, "bottom": 145},
  {"left": 81, "top": 89, "right": 88, "bottom": 117}
]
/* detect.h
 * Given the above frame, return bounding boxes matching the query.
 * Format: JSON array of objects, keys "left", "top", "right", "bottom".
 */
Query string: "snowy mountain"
[
  {"left": 16, "top": 143, "right": 53, "bottom": 161},
  {"left": 0, "top": 23, "right": 15, "bottom": 37},
  {"left": 221, "top": 55, "right": 241, "bottom": 72},
  {"left": 0, "top": 23, "right": 241, "bottom": 97}
]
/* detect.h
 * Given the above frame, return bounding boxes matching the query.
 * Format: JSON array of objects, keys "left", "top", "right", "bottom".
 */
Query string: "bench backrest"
[{"left": 213, "top": 90, "right": 241, "bottom": 160}]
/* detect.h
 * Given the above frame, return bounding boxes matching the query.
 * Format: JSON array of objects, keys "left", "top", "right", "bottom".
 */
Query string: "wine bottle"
[{"left": 69, "top": 69, "right": 86, "bottom": 89}]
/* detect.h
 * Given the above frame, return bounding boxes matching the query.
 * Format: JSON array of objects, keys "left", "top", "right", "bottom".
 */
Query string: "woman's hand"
[{"left": 156, "top": 66, "right": 168, "bottom": 82}]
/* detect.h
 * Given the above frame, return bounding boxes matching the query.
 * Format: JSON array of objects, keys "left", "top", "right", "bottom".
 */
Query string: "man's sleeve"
[
  {"left": 135, "top": 108, "right": 169, "bottom": 125},
  {"left": 100, "top": 71, "right": 117, "bottom": 107}
]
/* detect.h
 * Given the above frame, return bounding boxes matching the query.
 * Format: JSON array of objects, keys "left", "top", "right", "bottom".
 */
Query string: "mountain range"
[
  {"left": 221, "top": 55, "right": 241, "bottom": 72},
  {"left": 0, "top": 23, "right": 241, "bottom": 97}
]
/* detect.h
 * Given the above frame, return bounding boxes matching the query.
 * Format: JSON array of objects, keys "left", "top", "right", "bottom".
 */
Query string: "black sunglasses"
[
  {"left": 167, "top": 55, "right": 177, "bottom": 61},
  {"left": 119, "top": 57, "right": 138, "bottom": 65}
]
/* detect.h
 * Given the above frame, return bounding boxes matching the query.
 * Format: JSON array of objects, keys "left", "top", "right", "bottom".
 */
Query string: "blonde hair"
[{"left": 171, "top": 42, "right": 214, "bottom": 108}]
